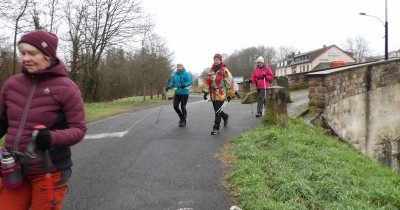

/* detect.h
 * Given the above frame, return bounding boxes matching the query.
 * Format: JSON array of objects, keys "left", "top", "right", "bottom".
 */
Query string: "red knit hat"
[
  {"left": 18, "top": 29, "right": 58, "bottom": 58},
  {"left": 213, "top": 53, "right": 222, "bottom": 61}
]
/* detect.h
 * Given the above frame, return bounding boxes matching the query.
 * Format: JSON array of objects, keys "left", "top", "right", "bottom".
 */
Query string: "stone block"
[{"left": 264, "top": 86, "right": 288, "bottom": 125}]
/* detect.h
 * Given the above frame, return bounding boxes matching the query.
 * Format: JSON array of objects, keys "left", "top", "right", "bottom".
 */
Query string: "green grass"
[
  {"left": 223, "top": 119, "right": 400, "bottom": 210},
  {"left": 84, "top": 95, "right": 168, "bottom": 123}
]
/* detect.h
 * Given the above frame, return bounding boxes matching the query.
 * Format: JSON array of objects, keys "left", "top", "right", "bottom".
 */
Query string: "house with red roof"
[{"left": 275, "top": 45, "right": 356, "bottom": 76}]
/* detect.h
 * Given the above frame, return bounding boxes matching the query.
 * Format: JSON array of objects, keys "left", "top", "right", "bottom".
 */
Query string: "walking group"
[
  {"left": 165, "top": 53, "right": 273, "bottom": 135},
  {"left": 0, "top": 29, "right": 273, "bottom": 210}
]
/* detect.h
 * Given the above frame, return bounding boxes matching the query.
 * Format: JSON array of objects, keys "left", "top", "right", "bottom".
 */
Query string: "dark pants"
[
  {"left": 173, "top": 94, "right": 189, "bottom": 120},
  {"left": 257, "top": 89, "right": 266, "bottom": 115},
  {"left": 212, "top": 100, "right": 228, "bottom": 130}
]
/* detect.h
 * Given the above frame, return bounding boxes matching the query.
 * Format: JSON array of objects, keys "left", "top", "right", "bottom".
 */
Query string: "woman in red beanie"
[
  {"left": 202, "top": 53, "right": 235, "bottom": 135},
  {"left": 0, "top": 29, "right": 87, "bottom": 210}
]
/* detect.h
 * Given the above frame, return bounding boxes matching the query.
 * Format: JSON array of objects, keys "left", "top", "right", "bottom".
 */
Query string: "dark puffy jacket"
[{"left": 0, "top": 60, "right": 86, "bottom": 174}]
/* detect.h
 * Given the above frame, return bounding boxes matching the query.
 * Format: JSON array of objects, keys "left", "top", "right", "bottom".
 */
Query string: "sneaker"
[
  {"left": 223, "top": 115, "right": 229, "bottom": 127},
  {"left": 179, "top": 119, "right": 185, "bottom": 127},
  {"left": 211, "top": 129, "right": 220, "bottom": 135},
  {"left": 255, "top": 113, "right": 261, "bottom": 118}
]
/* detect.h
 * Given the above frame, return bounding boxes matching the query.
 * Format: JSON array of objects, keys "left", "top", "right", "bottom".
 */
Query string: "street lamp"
[{"left": 359, "top": 0, "right": 388, "bottom": 60}]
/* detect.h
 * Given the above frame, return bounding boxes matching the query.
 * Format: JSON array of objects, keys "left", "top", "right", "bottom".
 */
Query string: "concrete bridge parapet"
[{"left": 306, "top": 58, "right": 400, "bottom": 172}]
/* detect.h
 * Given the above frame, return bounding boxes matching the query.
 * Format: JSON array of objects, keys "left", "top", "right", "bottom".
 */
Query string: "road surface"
[{"left": 63, "top": 95, "right": 261, "bottom": 210}]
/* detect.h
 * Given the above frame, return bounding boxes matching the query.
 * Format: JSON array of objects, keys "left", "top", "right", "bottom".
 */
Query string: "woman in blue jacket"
[{"left": 165, "top": 64, "right": 192, "bottom": 127}]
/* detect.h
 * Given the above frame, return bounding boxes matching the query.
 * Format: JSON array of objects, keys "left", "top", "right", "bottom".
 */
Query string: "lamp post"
[{"left": 359, "top": 0, "right": 388, "bottom": 60}]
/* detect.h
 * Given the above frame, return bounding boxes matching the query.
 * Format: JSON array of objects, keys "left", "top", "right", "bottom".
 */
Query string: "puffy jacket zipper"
[{"left": 14, "top": 76, "right": 38, "bottom": 151}]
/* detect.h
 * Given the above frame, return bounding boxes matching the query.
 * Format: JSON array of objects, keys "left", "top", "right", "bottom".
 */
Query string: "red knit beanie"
[
  {"left": 18, "top": 29, "right": 58, "bottom": 58},
  {"left": 213, "top": 53, "right": 222, "bottom": 61}
]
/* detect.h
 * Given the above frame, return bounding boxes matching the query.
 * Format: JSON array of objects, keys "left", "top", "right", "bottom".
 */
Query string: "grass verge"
[
  {"left": 84, "top": 95, "right": 168, "bottom": 123},
  {"left": 221, "top": 119, "right": 400, "bottom": 210}
]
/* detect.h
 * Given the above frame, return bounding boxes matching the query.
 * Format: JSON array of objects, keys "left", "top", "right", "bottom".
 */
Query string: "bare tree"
[
  {"left": 137, "top": 32, "right": 173, "bottom": 100},
  {"left": 31, "top": 1, "right": 42, "bottom": 29},
  {"left": 343, "top": 36, "right": 371, "bottom": 63},
  {"left": 0, "top": 0, "right": 30, "bottom": 74},
  {"left": 48, "top": 0, "right": 59, "bottom": 32},
  {"left": 257, "top": 45, "right": 277, "bottom": 65},
  {"left": 225, "top": 45, "right": 277, "bottom": 79},
  {"left": 64, "top": 0, "right": 89, "bottom": 84},
  {"left": 27, "top": 0, "right": 62, "bottom": 32},
  {"left": 276, "top": 45, "right": 298, "bottom": 62},
  {"left": 0, "top": 45, "right": 14, "bottom": 86},
  {"left": 64, "top": 0, "right": 151, "bottom": 102},
  {"left": 225, "top": 47, "right": 259, "bottom": 78},
  {"left": 143, "top": 33, "right": 173, "bottom": 99}
]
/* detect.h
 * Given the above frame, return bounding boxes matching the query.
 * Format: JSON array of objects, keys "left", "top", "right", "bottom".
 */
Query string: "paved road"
[
  {"left": 63, "top": 95, "right": 261, "bottom": 210},
  {"left": 63, "top": 90, "right": 309, "bottom": 210}
]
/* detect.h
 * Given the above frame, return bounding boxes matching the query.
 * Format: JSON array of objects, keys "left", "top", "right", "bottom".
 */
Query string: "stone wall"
[
  {"left": 274, "top": 73, "right": 309, "bottom": 91},
  {"left": 307, "top": 59, "right": 400, "bottom": 171}
]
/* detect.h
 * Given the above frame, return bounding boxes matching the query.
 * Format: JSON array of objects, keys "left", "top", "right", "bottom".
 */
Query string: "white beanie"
[{"left": 256, "top": 56, "right": 264, "bottom": 63}]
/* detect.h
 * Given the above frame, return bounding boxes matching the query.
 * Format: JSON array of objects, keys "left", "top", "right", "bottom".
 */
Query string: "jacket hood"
[
  {"left": 256, "top": 63, "right": 269, "bottom": 70},
  {"left": 211, "top": 62, "right": 226, "bottom": 71},
  {"left": 176, "top": 69, "right": 186, "bottom": 74},
  {"left": 21, "top": 58, "right": 68, "bottom": 78}
]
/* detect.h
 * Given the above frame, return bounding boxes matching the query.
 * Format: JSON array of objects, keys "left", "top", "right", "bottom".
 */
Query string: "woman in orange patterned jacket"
[{"left": 202, "top": 54, "right": 235, "bottom": 135}]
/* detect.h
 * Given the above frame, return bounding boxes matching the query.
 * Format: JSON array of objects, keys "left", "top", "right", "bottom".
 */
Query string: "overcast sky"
[{"left": 141, "top": 0, "right": 400, "bottom": 75}]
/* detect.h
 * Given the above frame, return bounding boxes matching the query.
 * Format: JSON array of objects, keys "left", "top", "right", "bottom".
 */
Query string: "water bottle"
[{"left": 1, "top": 151, "right": 23, "bottom": 190}]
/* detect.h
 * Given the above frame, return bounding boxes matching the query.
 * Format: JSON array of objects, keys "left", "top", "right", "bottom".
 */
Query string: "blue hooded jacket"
[{"left": 167, "top": 69, "right": 192, "bottom": 95}]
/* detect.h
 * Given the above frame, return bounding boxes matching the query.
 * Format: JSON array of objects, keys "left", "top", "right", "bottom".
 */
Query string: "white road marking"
[
  {"left": 177, "top": 200, "right": 194, "bottom": 210},
  {"left": 84, "top": 132, "right": 127, "bottom": 139},
  {"left": 83, "top": 109, "right": 157, "bottom": 140}
]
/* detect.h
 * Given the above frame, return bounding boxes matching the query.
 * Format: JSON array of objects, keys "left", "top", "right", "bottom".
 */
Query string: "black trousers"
[
  {"left": 256, "top": 89, "right": 266, "bottom": 115},
  {"left": 173, "top": 94, "right": 189, "bottom": 120},
  {"left": 212, "top": 100, "right": 228, "bottom": 130}
]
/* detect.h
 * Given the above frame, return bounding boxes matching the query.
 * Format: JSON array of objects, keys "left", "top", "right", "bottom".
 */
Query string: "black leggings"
[
  {"left": 212, "top": 100, "right": 228, "bottom": 130},
  {"left": 173, "top": 94, "right": 189, "bottom": 119}
]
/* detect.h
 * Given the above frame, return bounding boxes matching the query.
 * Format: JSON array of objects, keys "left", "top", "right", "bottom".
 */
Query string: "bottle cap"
[
  {"left": 33, "top": 125, "right": 46, "bottom": 130},
  {"left": 1, "top": 151, "right": 11, "bottom": 159}
]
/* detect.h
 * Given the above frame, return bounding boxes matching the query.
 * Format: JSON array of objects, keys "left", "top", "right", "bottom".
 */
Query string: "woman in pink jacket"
[{"left": 250, "top": 56, "right": 274, "bottom": 117}]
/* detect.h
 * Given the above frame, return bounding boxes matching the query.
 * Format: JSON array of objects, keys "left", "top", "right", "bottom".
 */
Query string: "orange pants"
[{"left": 0, "top": 171, "right": 68, "bottom": 210}]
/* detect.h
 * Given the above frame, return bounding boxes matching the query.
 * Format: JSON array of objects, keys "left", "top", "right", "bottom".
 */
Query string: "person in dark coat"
[{"left": 0, "top": 29, "right": 87, "bottom": 210}]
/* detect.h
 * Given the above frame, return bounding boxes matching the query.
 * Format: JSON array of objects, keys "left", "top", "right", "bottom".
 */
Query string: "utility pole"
[
  {"left": 359, "top": 0, "right": 388, "bottom": 60},
  {"left": 384, "top": 0, "right": 388, "bottom": 60}
]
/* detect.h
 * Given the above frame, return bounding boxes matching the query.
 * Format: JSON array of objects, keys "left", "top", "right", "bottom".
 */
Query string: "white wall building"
[{"left": 275, "top": 45, "right": 356, "bottom": 76}]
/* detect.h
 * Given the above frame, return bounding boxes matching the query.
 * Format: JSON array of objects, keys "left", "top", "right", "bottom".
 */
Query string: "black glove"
[
  {"left": 227, "top": 96, "right": 231, "bottom": 102},
  {"left": 246, "top": 79, "right": 252, "bottom": 83},
  {"left": 203, "top": 93, "right": 208, "bottom": 100},
  {"left": 235, "top": 91, "right": 241, "bottom": 99},
  {"left": 165, "top": 87, "right": 170, "bottom": 92},
  {"left": 263, "top": 74, "right": 266, "bottom": 79},
  {"left": 33, "top": 127, "right": 52, "bottom": 152}
]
